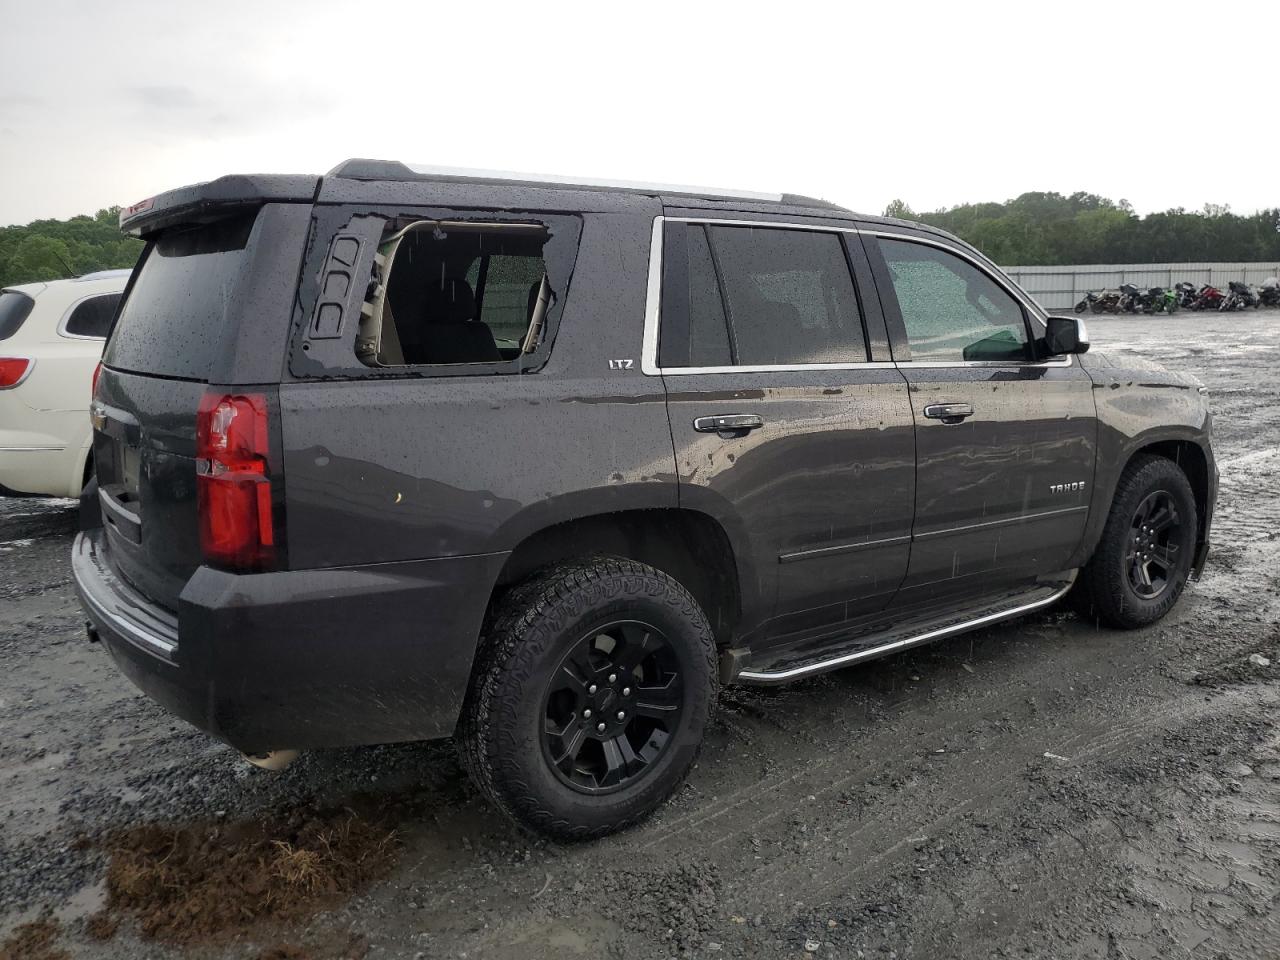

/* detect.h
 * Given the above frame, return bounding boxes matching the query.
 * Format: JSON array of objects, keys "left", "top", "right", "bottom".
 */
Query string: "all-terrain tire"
[
  {"left": 459, "top": 558, "right": 718, "bottom": 841},
  {"left": 1074, "top": 455, "right": 1198, "bottom": 629}
]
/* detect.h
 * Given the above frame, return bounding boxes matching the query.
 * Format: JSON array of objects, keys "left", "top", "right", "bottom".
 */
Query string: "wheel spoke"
[
  {"left": 1136, "top": 560, "right": 1153, "bottom": 589},
  {"left": 633, "top": 676, "right": 683, "bottom": 722},
  {"left": 545, "top": 720, "right": 587, "bottom": 770},
  {"left": 1150, "top": 543, "right": 1179, "bottom": 572},
  {"left": 1148, "top": 502, "right": 1178, "bottom": 533},
  {"left": 557, "top": 644, "right": 601, "bottom": 695},
  {"left": 599, "top": 734, "right": 644, "bottom": 787}
]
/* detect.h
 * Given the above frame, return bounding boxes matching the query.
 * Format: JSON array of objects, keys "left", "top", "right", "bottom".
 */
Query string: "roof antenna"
[{"left": 52, "top": 251, "right": 79, "bottom": 280}]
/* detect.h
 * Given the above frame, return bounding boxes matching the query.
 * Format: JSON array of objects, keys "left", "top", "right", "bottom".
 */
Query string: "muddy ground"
[{"left": 2, "top": 312, "right": 1278, "bottom": 959}]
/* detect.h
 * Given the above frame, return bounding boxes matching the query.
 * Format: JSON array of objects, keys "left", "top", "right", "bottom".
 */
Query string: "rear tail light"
[
  {"left": 91, "top": 361, "right": 102, "bottom": 398},
  {"left": 0, "top": 357, "right": 33, "bottom": 389},
  {"left": 196, "top": 392, "right": 276, "bottom": 571}
]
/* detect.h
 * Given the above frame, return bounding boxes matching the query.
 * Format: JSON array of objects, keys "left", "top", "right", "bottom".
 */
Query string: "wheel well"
[
  {"left": 1131, "top": 440, "right": 1210, "bottom": 543},
  {"left": 494, "top": 510, "right": 742, "bottom": 645}
]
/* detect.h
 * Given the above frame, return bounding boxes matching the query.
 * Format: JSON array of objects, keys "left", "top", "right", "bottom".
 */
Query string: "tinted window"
[
  {"left": 104, "top": 213, "right": 256, "bottom": 380},
  {"left": 879, "top": 238, "right": 1030, "bottom": 362},
  {"left": 63, "top": 293, "right": 120, "bottom": 338},
  {"left": 0, "top": 291, "right": 35, "bottom": 341},
  {"left": 685, "top": 225, "right": 732, "bottom": 366},
  {"left": 709, "top": 227, "right": 865, "bottom": 366}
]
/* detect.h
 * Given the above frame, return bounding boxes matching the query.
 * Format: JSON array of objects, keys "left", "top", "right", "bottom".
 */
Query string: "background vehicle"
[
  {"left": 1219, "top": 280, "right": 1259, "bottom": 311},
  {"left": 1174, "top": 281, "right": 1199, "bottom": 309},
  {"left": 0, "top": 271, "right": 128, "bottom": 497},
  {"left": 1191, "top": 284, "right": 1225, "bottom": 310},
  {"left": 73, "top": 163, "right": 1216, "bottom": 840}
]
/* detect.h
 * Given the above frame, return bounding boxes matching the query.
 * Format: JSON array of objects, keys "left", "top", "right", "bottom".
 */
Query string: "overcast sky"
[{"left": 0, "top": 0, "right": 1271, "bottom": 226}]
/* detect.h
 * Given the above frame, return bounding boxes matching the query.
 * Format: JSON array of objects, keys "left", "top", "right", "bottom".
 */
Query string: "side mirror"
[{"left": 1044, "top": 315, "right": 1090, "bottom": 356}]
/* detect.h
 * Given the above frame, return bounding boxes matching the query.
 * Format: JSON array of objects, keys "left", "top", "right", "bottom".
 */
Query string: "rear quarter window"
[
  {"left": 103, "top": 213, "right": 256, "bottom": 380},
  {"left": 63, "top": 293, "right": 121, "bottom": 339},
  {"left": 0, "top": 291, "right": 35, "bottom": 341}
]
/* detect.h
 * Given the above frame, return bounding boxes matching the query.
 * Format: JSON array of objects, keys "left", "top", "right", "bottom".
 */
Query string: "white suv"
[{"left": 0, "top": 270, "right": 130, "bottom": 498}]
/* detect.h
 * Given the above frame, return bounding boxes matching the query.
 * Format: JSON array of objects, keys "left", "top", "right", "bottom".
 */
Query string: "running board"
[{"left": 735, "top": 576, "right": 1075, "bottom": 685}]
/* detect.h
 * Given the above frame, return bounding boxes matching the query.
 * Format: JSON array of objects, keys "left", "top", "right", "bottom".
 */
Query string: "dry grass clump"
[{"left": 99, "top": 808, "right": 398, "bottom": 943}]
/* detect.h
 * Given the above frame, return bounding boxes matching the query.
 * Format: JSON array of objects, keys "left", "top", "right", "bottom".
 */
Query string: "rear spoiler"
[{"left": 119, "top": 174, "right": 320, "bottom": 238}]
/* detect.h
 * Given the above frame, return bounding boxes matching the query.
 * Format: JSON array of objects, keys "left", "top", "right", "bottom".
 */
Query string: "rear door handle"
[
  {"left": 693, "top": 414, "right": 764, "bottom": 434},
  {"left": 923, "top": 402, "right": 974, "bottom": 424}
]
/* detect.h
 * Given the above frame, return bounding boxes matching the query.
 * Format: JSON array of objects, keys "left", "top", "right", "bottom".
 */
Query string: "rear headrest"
[{"left": 423, "top": 278, "right": 476, "bottom": 324}]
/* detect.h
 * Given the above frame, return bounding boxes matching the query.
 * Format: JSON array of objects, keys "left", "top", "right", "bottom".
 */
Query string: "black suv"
[{"left": 74, "top": 160, "right": 1216, "bottom": 839}]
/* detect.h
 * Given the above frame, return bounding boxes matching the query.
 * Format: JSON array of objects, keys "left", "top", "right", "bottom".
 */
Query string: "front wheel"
[
  {"left": 1074, "top": 455, "right": 1197, "bottom": 629},
  {"left": 460, "top": 558, "right": 717, "bottom": 841}
]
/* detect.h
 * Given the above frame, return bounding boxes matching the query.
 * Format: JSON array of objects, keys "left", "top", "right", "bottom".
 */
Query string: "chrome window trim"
[
  {"left": 57, "top": 292, "right": 116, "bottom": 341},
  {"left": 641, "top": 216, "right": 1074, "bottom": 375}
]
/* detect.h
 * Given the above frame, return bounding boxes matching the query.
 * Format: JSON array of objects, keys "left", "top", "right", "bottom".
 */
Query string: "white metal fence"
[{"left": 1003, "top": 262, "right": 1280, "bottom": 311}]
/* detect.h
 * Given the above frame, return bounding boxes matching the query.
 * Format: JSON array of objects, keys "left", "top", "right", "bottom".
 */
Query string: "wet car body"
[{"left": 73, "top": 161, "right": 1216, "bottom": 756}]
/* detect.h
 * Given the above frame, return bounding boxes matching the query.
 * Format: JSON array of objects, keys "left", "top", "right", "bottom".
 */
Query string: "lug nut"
[
  {"left": 617, "top": 711, "right": 626, "bottom": 720},
  {"left": 588, "top": 684, "right": 598, "bottom": 694},
  {"left": 622, "top": 687, "right": 631, "bottom": 696},
  {"left": 583, "top": 709, "right": 592, "bottom": 719},
  {"left": 608, "top": 673, "right": 618, "bottom": 683},
  {"left": 597, "top": 722, "right": 606, "bottom": 732}
]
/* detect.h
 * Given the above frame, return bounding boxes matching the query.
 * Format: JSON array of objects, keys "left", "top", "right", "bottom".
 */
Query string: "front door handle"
[
  {"left": 693, "top": 414, "right": 764, "bottom": 435},
  {"left": 923, "top": 402, "right": 974, "bottom": 424}
]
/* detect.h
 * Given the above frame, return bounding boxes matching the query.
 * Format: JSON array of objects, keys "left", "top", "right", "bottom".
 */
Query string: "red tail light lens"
[
  {"left": 91, "top": 362, "right": 103, "bottom": 398},
  {"left": 196, "top": 392, "right": 275, "bottom": 571},
  {"left": 0, "top": 357, "right": 33, "bottom": 389}
]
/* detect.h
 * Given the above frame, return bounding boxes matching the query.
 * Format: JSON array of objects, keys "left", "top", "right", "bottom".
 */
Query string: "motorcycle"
[
  {"left": 1174, "top": 282, "right": 1199, "bottom": 309},
  {"left": 1260, "top": 278, "right": 1280, "bottom": 307},
  {"left": 1190, "top": 285, "right": 1224, "bottom": 310},
  {"left": 1074, "top": 289, "right": 1121, "bottom": 313},
  {"left": 1150, "top": 288, "right": 1178, "bottom": 314},
  {"left": 1118, "top": 283, "right": 1144, "bottom": 314},
  {"left": 1219, "top": 281, "right": 1259, "bottom": 311}
]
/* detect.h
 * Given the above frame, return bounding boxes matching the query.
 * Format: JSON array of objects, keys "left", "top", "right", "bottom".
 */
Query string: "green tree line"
[
  {"left": 884, "top": 194, "right": 1280, "bottom": 266},
  {"left": 0, "top": 207, "right": 142, "bottom": 288},
  {"left": 4, "top": 195, "right": 1278, "bottom": 288}
]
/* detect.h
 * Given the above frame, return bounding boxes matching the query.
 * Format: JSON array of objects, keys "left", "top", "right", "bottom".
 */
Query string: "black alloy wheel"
[
  {"left": 1126, "top": 490, "right": 1183, "bottom": 599},
  {"left": 541, "top": 620, "right": 684, "bottom": 794}
]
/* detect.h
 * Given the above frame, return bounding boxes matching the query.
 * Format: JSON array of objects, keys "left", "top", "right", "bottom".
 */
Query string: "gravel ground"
[{"left": 2, "top": 312, "right": 1278, "bottom": 959}]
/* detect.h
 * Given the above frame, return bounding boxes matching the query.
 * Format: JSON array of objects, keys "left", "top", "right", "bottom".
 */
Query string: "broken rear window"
[{"left": 357, "top": 222, "right": 551, "bottom": 368}]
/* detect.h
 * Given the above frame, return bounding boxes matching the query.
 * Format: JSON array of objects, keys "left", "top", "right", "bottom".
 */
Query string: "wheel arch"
[
  {"left": 1075, "top": 429, "right": 1215, "bottom": 574},
  {"left": 491, "top": 508, "right": 746, "bottom": 647}
]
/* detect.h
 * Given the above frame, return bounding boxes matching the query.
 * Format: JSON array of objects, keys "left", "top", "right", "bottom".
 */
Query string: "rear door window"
[
  {"left": 63, "top": 293, "right": 120, "bottom": 339},
  {"left": 0, "top": 291, "right": 35, "bottom": 341},
  {"left": 659, "top": 223, "right": 868, "bottom": 368},
  {"left": 711, "top": 226, "right": 866, "bottom": 366},
  {"left": 104, "top": 213, "right": 256, "bottom": 380}
]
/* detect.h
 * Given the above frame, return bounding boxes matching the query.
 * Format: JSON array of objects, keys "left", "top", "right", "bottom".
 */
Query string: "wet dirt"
[{"left": 1, "top": 312, "right": 1278, "bottom": 958}]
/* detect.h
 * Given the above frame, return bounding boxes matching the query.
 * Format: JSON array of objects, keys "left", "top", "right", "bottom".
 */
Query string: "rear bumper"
[
  {"left": 0, "top": 444, "right": 85, "bottom": 498},
  {"left": 72, "top": 529, "right": 507, "bottom": 753}
]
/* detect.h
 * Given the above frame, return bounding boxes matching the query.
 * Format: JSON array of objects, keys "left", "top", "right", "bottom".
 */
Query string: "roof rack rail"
[{"left": 325, "top": 159, "right": 848, "bottom": 211}]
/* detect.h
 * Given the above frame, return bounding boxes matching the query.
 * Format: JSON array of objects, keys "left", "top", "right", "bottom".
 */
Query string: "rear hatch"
[{"left": 93, "top": 197, "right": 312, "bottom": 610}]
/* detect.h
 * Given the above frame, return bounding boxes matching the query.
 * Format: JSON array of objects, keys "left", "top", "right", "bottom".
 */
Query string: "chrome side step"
[{"left": 736, "top": 577, "right": 1075, "bottom": 685}]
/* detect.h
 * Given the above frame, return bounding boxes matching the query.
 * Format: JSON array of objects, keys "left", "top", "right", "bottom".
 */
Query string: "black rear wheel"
[
  {"left": 461, "top": 558, "right": 717, "bottom": 840},
  {"left": 1075, "top": 455, "right": 1197, "bottom": 628}
]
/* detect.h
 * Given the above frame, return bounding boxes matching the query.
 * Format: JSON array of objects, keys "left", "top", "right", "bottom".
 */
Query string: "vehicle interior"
[{"left": 357, "top": 220, "right": 551, "bottom": 367}]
